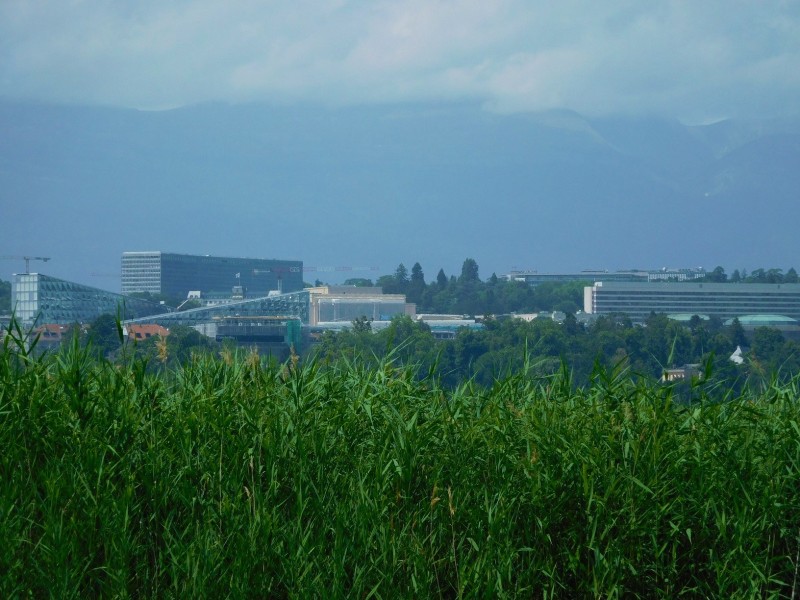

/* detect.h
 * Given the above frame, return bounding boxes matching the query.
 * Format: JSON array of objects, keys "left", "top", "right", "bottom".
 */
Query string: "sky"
[
  {"left": 1, "top": 1, "right": 799, "bottom": 290},
  {"left": 2, "top": 0, "right": 799, "bottom": 122}
]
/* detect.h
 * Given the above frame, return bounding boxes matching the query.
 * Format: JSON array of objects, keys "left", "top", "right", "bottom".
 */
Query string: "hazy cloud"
[{"left": 1, "top": 0, "right": 798, "bottom": 119}]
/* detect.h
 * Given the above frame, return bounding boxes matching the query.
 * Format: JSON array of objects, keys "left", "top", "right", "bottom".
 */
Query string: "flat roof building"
[
  {"left": 585, "top": 281, "right": 800, "bottom": 323},
  {"left": 121, "top": 252, "right": 303, "bottom": 299},
  {"left": 507, "top": 268, "right": 706, "bottom": 286},
  {"left": 307, "top": 286, "right": 414, "bottom": 326}
]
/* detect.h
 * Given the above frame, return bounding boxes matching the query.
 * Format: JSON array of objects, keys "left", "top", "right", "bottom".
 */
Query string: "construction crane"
[{"left": 0, "top": 255, "right": 51, "bottom": 273}]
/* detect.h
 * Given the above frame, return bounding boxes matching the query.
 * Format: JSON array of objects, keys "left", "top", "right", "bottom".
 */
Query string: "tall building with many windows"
[
  {"left": 121, "top": 252, "right": 303, "bottom": 299},
  {"left": 584, "top": 281, "right": 800, "bottom": 322}
]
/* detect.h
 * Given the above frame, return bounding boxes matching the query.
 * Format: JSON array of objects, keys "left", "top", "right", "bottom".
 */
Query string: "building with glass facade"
[
  {"left": 121, "top": 252, "right": 303, "bottom": 299},
  {"left": 123, "top": 290, "right": 311, "bottom": 328},
  {"left": 584, "top": 281, "right": 800, "bottom": 322},
  {"left": 506, "top": 270, "right": 648, "bottom": 286},
  {"left": 507, "top": 268, "right": 707, "bottom": 286},
  {"left": 124, "top": 286, "right": 413, "bottom": 329},
  {"left": 124, "top": 286, "right": 414, "bottom": 351},
  {"left": 307, "top": 286, "right": 412, "bottom": 325},
  {"left": 12, "top": 273, "right": 164, "bottom": 325}
]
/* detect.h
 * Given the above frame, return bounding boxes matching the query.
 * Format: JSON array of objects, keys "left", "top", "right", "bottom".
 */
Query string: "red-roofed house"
[{"left": 125, "top": 324, "right": 170, "bottom": 341}]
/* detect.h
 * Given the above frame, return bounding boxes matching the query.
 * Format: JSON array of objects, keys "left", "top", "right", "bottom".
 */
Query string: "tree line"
[
  {"left": 701, "top": 266, "right": 798, "bottom": 283},
  {"left": 313, "top": 311, "right": 799, "bottom": 394},
  {"left": 345, "top": 259, "right": 585, "bottom": 316},
  {"left": 344, "top": 260, "right": 800, "bottom": 318}
]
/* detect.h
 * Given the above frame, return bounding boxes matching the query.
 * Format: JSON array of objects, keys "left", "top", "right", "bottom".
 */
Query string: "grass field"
[{"left": 2, "top": 328, "right": 800, "bottom": 597}]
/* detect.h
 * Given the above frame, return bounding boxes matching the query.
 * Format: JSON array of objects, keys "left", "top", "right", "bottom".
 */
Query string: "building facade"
[
  {"left": 307, "top": 286, "right": 413, "bottom": 325},
  {"left": 121, "top": 252, "right": 303, "bottom": 299},
  {"left": 507, "top": 267, "right": 706, "bottom": 286},
  {"left": 12, "top": 273, "right": 164, "bottom": 325},
  {"left": 506, "top": 270, "right": 648, "bottom": 286},
  {"left": 123, "top": 290, "right": 311, "bottom": 328},
  {"left": 584, "top": 281, "right": 800, "bottom": 322}
]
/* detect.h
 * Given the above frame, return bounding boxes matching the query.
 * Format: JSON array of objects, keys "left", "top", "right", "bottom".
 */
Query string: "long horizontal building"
[
  {"left": 507, "top": 267, "right": 706, "bottom": 287},
  {"left": 584, "top": 281, "right": 800, "bottom": 322},
  {"left": 121, "top": 252, "right": 303, "bottom": 299}
]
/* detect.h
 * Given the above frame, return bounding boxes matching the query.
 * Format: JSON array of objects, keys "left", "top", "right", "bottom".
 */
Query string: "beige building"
[{"left": 307, "top": 286, "right": 414, "bottom": 326}]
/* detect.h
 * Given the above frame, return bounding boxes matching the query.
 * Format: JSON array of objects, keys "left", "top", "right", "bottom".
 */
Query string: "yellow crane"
[{"left": 0, "top": 255, "right": 51, "bottom": 273}]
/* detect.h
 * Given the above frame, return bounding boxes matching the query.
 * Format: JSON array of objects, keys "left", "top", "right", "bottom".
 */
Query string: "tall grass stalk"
[{"left": 1, "top": 335, "right": 799, "bottom": 597}]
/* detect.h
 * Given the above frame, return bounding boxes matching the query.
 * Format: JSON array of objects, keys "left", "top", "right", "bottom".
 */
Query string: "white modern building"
[
  {"left": 584, "top": 281, "right": 800, "bottom": 322},
  {"left": 307, "top": 286, "right": 413, "bottom": 325}
]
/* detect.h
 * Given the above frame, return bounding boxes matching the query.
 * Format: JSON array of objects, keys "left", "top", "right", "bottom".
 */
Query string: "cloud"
[{"left": 1, "top": 0, "right": 798, "bottom": 119}]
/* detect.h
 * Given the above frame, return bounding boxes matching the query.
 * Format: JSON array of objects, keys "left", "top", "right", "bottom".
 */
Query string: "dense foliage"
[
  {"left": 368, "top": 260, "right": 585, "bottom": 316},
  {"left": 314, "top": 312, "right": 799, "bottom": 392},
  {"left": 704, "top": 266, "right": 799, "bottom": 284},
  {"left": 2, "top": 324, "right": 800, "bottom": 597},
  {"left": 363, "top": 261, "right": 800, "bottom": 317}
]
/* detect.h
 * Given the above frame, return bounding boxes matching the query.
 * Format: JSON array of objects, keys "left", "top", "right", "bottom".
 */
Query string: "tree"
[
  {"left": 343, "top": 278, "right": 374, "bottom": 287},
  {"left": 352, "top": 315, "right": 372, "bottom": 333},
  {"left": 88, "top": 313, "right": 122, "bottom": 358},
  {"left": 376, "top": 275, "right": 397, "bottom": 293},
  {"left": 730, "top": 269, "right": 741, "bottom": 283},
  {"left": 395, "top": 263, "right": 409, "bottom": 288},
  {"left": 728, "top": 318, "right": 748, "bottom": 349},
  {"left": 410, "top": 263, "right": 424, "bottom": 286},
  {"left": 554, "top": 300, "right": 579, "bottom": 314},
  {"left": 750, "top": 327, "right": 785, "bottom": 368},
  {"left": 766, "top": 268, "right": 784, "bottom": 283},
  {"left": 407, "top": 262, "right": 425, "bottom": 305},
  {"left": 377, "top": 264, "right": 409, "bottom": 295},
  {"left": 459, "top": 258, "right": 480, "bottom": 283},
  {"left": 706, "top": 266, "right": 727, "bottom": 282},
  {"left": 167, "top": 325, "right": 215, "bottom": 364},
  {"left": 786, "top": 267, "right": 799, "bottom": 283},
  {"left": 436, "top": 269, "right": 448, "bottom": 289}
]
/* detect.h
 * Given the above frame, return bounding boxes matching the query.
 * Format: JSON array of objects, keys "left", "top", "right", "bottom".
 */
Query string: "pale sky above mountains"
[{"left": 2, "top": 1, "right": 798, "bottom": 122}]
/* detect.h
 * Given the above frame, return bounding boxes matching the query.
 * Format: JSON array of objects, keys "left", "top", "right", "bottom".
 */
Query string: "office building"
[
  {"left": 121, "top": 252, "right": 303, "bottom": 299},
  {"left": 584, "top": 281, "right": 800, "bottom": 322},
  {"left": 507, "top": 267, "right": 706, "bottom": 287}
]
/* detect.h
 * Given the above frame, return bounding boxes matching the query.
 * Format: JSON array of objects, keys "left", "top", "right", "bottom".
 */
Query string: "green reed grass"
[{"left": 1, "top": 327, "right": 799, "bottom": 597}]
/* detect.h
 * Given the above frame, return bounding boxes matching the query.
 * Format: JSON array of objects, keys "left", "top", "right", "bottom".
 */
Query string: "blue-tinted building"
[
  {"left": 123, "top": 290, "right": 310, "bottom": 328},
  {"left": 12, "top": 273, "right": 164, "bottom": 325},
  {"left": 121, "top": 251, "right": 303, "bottom": 299}
]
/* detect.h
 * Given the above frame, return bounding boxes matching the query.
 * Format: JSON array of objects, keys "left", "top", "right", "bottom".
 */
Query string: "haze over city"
[{"left": 1, "top": 1, "right": 798, "bottom": 288}]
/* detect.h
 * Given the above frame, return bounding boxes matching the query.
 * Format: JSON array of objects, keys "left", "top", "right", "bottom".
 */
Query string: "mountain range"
[{"left": 1, "top": 100, "right": 797, "bottom": 289}]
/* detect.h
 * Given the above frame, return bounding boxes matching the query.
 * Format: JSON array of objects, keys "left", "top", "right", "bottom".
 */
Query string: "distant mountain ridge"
[{"left": 0, "top": 100, "right": 797, "bottom": 289}]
